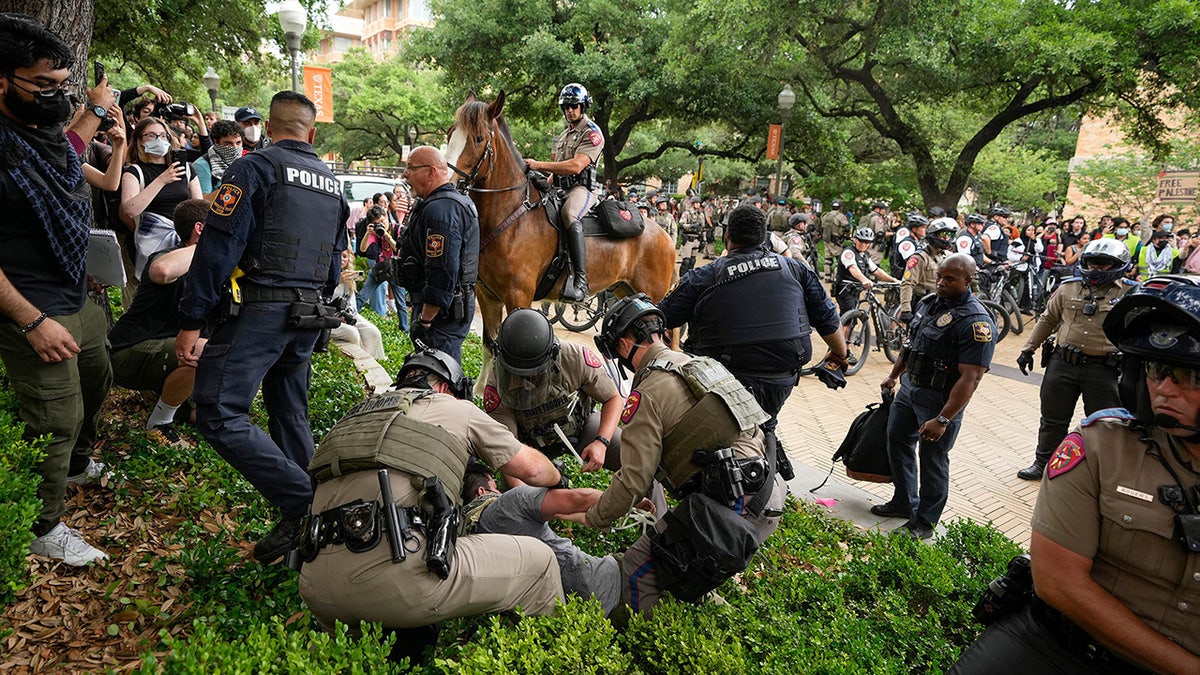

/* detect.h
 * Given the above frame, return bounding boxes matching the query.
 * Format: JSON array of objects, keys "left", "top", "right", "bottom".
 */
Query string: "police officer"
[
  {"left": 1013, "top": 239, "right": 1137, "bottom": 480},
  {"left": 399, "top": 146, "right": 479, "bottom": 363},
  {"left": 654, "top": 196, "right": 676, "bottom": 243},
  {"left": 891, "top": 213, "right": 929, "bottom": 278},
  {"left": 984, "top": 205, "right": 1013, "bottom": 266},
  {"left": 573, "top": 295, "right": 787, "bottom": 615},
  {"left": 950, "top": 276, "right": 1200, "bottom": 674},
  {"left": 659, "top": 204, "right": 848, "bottom": 437},
  {"left": 526, "top": 83, "right": 604, "bottom": 301},
  {"left": 835, "top": 227, "right": 900, "bottom": 323},
  {"left": 872, "top": 254, "right": 996, "bottom": 539},
  {"left": 820, "top": 199, "right": 849, "bottom": 279},
  {"left": 898, "top": 217, "right": 956, "bottom": 321},
  {"left": 483, "top": 308, "right": 625, "bottom": 472},
  {"left": 785, "top": 212, "right": 819, "bottom": 271},
  {"left": 955, "top": 213, "right": 991, "bottom": 267},
  {"left": 860, "top": 201, "right": 889, "bottom": 263},
  {"left": 767, "top": 198, "right": 790, "bottom": 233},
  {"left": 177, "top": 91, "right": 348, "bottom": 563},
  {"left": 298, "top": 348, "right": 567, "bottom": 657}
]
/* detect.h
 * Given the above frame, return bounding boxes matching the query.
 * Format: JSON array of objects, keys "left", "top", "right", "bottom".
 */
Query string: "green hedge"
[{"left": 0, "top": 388, "right": 46, "bottom": 607}]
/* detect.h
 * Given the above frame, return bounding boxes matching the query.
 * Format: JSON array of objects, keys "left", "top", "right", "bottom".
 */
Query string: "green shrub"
[
  {"left": 140, "top": 617, "right": 403, "bottom": 674},
  {"left": 621, "top": 599, "right": 744, "bottom": 675},
  {"left": 436, "top": 598, "right": 635, "bottom": 674},
  {"left": 0, "top": 407, "right": 46, "bottom": 605}
]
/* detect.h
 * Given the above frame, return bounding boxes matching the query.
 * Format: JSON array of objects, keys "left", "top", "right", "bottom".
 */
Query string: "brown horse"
[{"left": 445, "top": 92, "right": 677, "bottom": 353}]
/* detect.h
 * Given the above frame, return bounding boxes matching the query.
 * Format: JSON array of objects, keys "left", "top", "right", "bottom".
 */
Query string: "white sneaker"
[
  {"left": 29, "top": 522, "right": 108, "bottom": 566},
  {"left": 66, "top": 458, "right": 110, "bottom": 486}
]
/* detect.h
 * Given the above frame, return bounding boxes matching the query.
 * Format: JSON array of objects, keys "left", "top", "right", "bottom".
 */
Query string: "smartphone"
[
  {"left": 171, "top": 149, "right": 190, "bottom": 166},
  {"left": 93, "top": 61, "right": 105, "bottom": 86}
]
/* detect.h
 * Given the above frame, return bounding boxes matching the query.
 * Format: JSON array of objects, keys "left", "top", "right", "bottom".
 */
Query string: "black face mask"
[
  {"left": 1155, "top": 241, "right": 1169, "bottom": 250},
  {"left": 4, "top": 87, "right": 73, "bottom": 127}
]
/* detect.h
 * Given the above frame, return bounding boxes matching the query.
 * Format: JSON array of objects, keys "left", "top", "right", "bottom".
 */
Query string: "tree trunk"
[{"left": 0, "top": 0, "right": 94, "bottom": 88}]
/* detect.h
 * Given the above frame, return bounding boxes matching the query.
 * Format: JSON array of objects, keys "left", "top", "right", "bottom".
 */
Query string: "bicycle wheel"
[
  {"left": 980, "top": 299, "right": 1012, "bottom": 344},
  {"left": 537, "top": 301, "right": 560, "bottom": 326},
  {"left": 556, "top": 294, "right": 604, "bottom": 332},
  {"left": 1001, "top": 289, "right": 1024, "bottom": 335},
  {"left": 840, "top": 308, "right": 871, "bottom": 376},
  {"left": 878, "top": 307, "right": 906, "bottom": 364}
]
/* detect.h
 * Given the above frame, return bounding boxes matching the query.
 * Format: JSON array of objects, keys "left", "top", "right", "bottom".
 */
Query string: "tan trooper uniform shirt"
[
  {"left": 585, "top": 342, "right": 765, "bottom": 528},
  {"left": 483, "top": 341, "right": 619, "bottom": 438},
  {"left": 900, "top": 246, "right": 946, "bottom": 310},
  {"left": 1020, "top": 278, "right": 1136, "bottom": 356},
  {"left": 551, "top": 114, "right": 605, "bottom": 167},
  {"left": 1032, "top": 415, "right": 1200, "bottom": 655}
]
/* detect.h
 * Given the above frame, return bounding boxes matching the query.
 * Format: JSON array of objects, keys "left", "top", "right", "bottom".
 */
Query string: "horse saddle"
[{"left": 532, "top": 188, "right": 646, "bottom": 302}]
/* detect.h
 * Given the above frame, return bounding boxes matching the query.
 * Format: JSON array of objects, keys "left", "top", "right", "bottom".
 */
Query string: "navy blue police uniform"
[
  {"left": 402, "top": 183, "right": 479, "bottom": 362},
  {"left": 658, "top": 242, "right": 840, "bottom": 432},
  {"left": 179, "top": 139, "right": 349, "bottom": 522},
  {"left": 886, "top": 290, "right": 995, "bottom": 530}
]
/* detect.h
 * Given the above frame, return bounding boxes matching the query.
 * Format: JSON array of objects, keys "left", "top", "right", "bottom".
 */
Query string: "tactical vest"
[
  {"left": 956, "top": 228, "right": 985, "bottom": 266},
  {"left": 835, "top": 248, "right": 875, "bottom": 288},
  {"left": 403, "top": 188, "right": 480, "bottom": 290},
  {"left": 239, "top": 145, "right": 341, "bottom": 288},
  {"left": 308, "top": 389, "right": 468, "bottom": 505},
  {"left": 638, "top": 356, "right": 769, "bottom": 493},
  {"left": 496, "top": 362, "right": 593, "bottom": 451},
  {"left": 986, "top": 221, "right": 1010, "bottom": 260},
  {"left": 688, "top": 248, "right": 808, "bottom": 351},
  {"left": 904, "top": 294, "right": 990, "bottom": 391},
  {"left": 459, "top": 492, "right": 501, "bottom": 536}
]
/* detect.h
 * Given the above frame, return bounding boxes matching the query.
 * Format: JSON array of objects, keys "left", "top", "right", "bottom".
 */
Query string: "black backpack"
[{"left": 812, "top": 394, "right": 893, "bottom": 491}]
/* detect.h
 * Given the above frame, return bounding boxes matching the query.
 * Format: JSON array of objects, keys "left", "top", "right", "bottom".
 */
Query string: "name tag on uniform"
[
  {"left": 1116, "top": 485, "right": 1154, "bottom": 503},
  {"left": 283, "top": 164, "right": 340, "bottom": 196}
]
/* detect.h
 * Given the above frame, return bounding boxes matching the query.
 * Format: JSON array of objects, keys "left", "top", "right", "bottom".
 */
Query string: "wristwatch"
[
  {"left": 935, "top": 415, "right": 951, "bottom": 425},
  {"left": 90, "top": 105, "right": 108, "bottom": 119}
]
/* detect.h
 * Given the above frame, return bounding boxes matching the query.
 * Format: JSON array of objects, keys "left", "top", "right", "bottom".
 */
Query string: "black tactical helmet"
[
  {"left": 871, "top": 201, "right": 888, "bottom": 211},
  {"left": 495, "top": 308, "right": 559, "bottom": 376},
  {"left": 926, "top": 217, "right": 958, "bottom": 250},
  {"left": 830, "top": 199, "right": 842, "bottom": 209},
  {"left": 789, "top": 212, "right": 811, "bottom": 228},
  {"left": 928, "top": 205, "right": 946, "bottom": 218},
  {"left": 906, "top": 213, "right": 930, "bottom": 229},
  {"left": 395, "top": 346, "right": 473, "bottom": 399},
  {"left": 558, "top": 83, "right": 591, "bottom": 112},
  {"left": 1103, "top": 276, "right": 1200, "bottom": 367},
  {"left": 965, "top": 213, "right": 987, "bottom": 226},
  {"left": 990, "top": 205, "right": 1013, "bottom": 219},
  {"left": 594, "top": 293, "right": 665, "bottom": 360}
]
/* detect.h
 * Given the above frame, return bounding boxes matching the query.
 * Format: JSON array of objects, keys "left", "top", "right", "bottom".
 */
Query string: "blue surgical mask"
[
  {"left": 1115, "top": 227, "right": 1129, "bottom": 237},
  {"left": 142, "top": 138, "right": 170, "bottom": 157},
  {"left": 1162, "top": 223, "right": 1174, "bottom": 232}
]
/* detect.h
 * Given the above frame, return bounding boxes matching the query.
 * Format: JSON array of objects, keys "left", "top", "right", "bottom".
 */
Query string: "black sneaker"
[
  {"left": 1016, "top": 463, "right": 1045, "bottom": 481},
  {"left": 253, "top": 516, "right": 303, "bottom": 564},
  {"left": 870, "top": 501, "right": 911, "bottom": 518},
  {"left": 892, "top": 521, "right": 934, "bottom": 540}
]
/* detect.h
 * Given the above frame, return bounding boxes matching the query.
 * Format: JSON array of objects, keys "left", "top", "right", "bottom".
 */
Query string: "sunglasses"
[
  {"left": 1146, "top": 360, "right": 1200, "bottom": 390},
  {"left": 561, "top": 103, "right": 581, "bottom": 110}
]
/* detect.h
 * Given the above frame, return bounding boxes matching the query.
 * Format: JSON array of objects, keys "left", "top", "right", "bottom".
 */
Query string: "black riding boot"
[{"left": 562, "top": 219, "right": 589, "bottom": 302}]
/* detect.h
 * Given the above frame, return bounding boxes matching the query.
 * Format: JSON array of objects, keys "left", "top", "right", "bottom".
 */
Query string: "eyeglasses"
[
  {"left": 5, "top": 72, "right": 75, "bottom": 98},
  {"left": 403, "top": 164, "right": 432, "bottom": 176},
  {"left": 1146, "top": 360, "right": 1200, "bottom": 390},
  {"left": 140, "top": 132, "right": 170, "bottom": 141}
]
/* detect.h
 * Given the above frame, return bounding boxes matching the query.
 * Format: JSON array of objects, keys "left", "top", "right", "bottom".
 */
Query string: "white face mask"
[
  {"left": 244, "top": 124, "right": 261, "bottom": 143},
  {"left": 142, "top": 138, "right": 170, "bottom": 157},
  {"left": 1116, "top": 227, "right": 1130, "bottom": 237}
]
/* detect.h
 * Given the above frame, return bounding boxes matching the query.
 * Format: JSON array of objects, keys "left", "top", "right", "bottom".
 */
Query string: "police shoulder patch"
[
  {"left": 211, "top": 183, "right": 243, "bottom": 217},
  {"left": 906, "top": 255, "right": 921, "bottom": 270},
  {"left": 483, "top": 384, "right": 500, "bottom": 412},
  {"left": 583, "top": 347, "right": 602, "bottom": 368},
  {"left": 426, "top": 234, "right": 445, "bottom": 257},
  {"left": 588, "top": 131, "right": 602, "bottom": 147},
  {"left": 971, "top": 321, "right": 993, "bottom": 343},
  {"left": 621, "top": 390, "right": 641, "bottom": 424},
  {"left": 1046, "top": 432, "right": 1085, "bottom": 479}
]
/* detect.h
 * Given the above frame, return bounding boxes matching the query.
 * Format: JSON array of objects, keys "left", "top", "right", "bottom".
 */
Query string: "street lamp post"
[
  {"left": 775, "top": 84, "right": 795, "bottom": 200},
  {"left": 277, "top": 0, "right": 308, "bottom": 93},
  {"left": 202, "top": 66, "right": 220, "bottom": 113}
]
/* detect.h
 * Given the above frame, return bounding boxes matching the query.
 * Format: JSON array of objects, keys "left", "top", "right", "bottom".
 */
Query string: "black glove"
[
  {"left": 1017, "top": 351, "right": 1035, "bottom": 376},
  {"left": 814, "top": 360, "right": 847, "bottom": 390},
  {"left": 898, "top": 310, "right": 913, "bottom": 324},
  {"left": 410, "top": 320, "right": 430, "bottom": 343}
]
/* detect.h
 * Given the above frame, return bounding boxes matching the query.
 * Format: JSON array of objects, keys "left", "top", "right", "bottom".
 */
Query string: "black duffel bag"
[
  {"left": 650, "top": 492, "right": 758, "bottom": 603},
  {"left": 597, "top": 200, "right": 645, "bottom": 238}
]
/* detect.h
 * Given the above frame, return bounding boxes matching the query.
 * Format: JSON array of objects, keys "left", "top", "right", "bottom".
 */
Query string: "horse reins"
[{"left": 450, "top": 121, "right": 550, "bottom": 251}]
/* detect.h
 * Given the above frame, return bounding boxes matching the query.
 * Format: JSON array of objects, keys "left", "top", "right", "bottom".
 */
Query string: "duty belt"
[
  {"left": 295, "top": 499, "right": 424, "bottom": 561},
  {"left": 1054, "top": 345, "right": 1120, "bottom": 368},
  {"left": 240, "top": 282, "right": 321, "bottom": 304},
  {"left": 1029, "top": 597, "right": 1152, "bottom": 674}
]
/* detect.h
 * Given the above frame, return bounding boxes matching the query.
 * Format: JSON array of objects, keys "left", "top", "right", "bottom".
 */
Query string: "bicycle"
[
  {"left": 976, "top": 262, "right": 1024, "bottom": 335},
  {"left": 554, "top": 287, "right": 619, "bottom": 332},
  {"left": 838, "top": 281, "right": 906, "bottom": 376}
]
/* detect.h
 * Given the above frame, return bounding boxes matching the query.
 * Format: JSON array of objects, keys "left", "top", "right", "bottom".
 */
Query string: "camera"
[
  {"left": 154, "top": 101, "right": 195, "bottom": 120},
  {"left": 972, "top": 553, "right": 1033, "bottom": 624},
  {"left": 373, "top": 224, "right": 386, "bottom": 236}
]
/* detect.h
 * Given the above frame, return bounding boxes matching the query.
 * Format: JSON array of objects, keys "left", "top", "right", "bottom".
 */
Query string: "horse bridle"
[{"left": 447, "top": 123, "right": 526, "bottom": 195}]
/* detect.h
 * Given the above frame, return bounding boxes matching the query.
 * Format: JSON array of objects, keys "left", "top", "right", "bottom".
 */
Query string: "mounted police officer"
[
  {"left": 659, "top": 204, "right": 847, "bottom": 442},
  {"left": 1013, "top": 239, "right": 1137, "bottom": 480},
  {"left": 484, "top": 308, "right": 625, "bottom": 472},
  {"left": 399, "top": 146, "right": 479, "bottom": 363},
  {"left": 177, "top": 91, "right": 349, "bottom": 563},
  {"left": 872, "top": 254, "right": 996, "bottom": 540},
  {"left": 898, "top": 217, "right": 956, "bottom": 322},
  {"left": 950, "top": 275, "right": 1200, "bottom": 674},
  {"left": 891, "top": 213, "right": 929, "bottom": 277},
  {"left": 298, "top": 348, "right": 567, "bottom": 660},
  {"left": 569, "top": 295, "right": 787, "bottom": 615},
  {"left": 955, "top": 213, "right": 992, "bottom": 267},
  {"left": 526, "top": 83, "right": 604, "bottom": 302}
]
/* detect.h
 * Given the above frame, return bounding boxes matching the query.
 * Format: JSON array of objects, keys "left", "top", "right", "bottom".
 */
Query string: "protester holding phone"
[{"left": 119, "top": 116, "right": 201, "bottom": 278}]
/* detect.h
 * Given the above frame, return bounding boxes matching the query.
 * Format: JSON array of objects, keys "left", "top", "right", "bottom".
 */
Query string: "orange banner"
[
  {"left": 304, "top": 66, "right": 334, "bottom": 123},
  {"left": 766, "top": 124, "right": 782, "bottom": 160}
]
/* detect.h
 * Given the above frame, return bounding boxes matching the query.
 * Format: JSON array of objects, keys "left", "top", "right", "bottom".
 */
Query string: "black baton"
[{"left": 378, "top": 470, "right": 406, "bottom": 563}]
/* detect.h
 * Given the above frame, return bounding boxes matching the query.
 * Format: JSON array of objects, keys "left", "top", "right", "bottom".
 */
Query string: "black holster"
[
  {"left": 287, "top": 301, "right": 342, "bottom": 330},
  {"left": 421, "top": 476, "right": 459, "bottom": 580}
]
